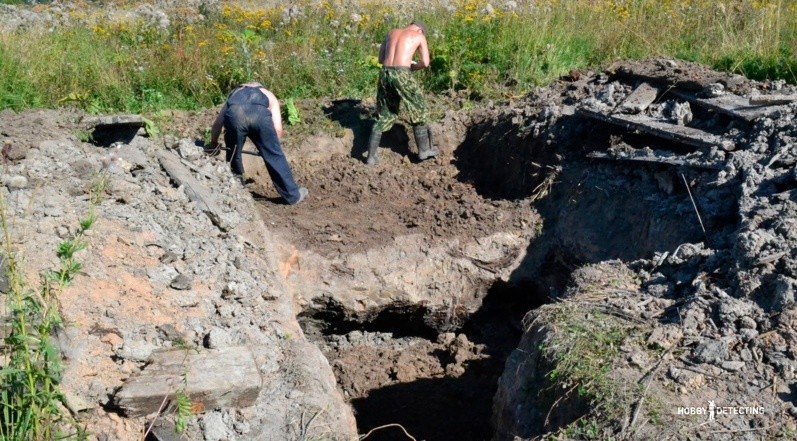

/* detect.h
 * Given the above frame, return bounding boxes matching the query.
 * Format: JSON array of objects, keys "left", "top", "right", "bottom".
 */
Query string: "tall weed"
[{"left": 0, "top": 174, "right": 106, "bottom": 440}]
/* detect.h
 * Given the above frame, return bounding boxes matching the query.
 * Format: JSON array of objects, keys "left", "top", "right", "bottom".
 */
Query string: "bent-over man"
[
  {"left": 210, "top": 82, "right": 308, "bottom": 205},
  {"left": 366, "top": 21, "right": 438, "bottom": 165}
]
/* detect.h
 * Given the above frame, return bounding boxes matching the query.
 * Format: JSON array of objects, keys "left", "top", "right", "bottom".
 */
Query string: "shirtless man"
[
  {"left": 210, "top": 82, "right": 308, "bottom": 204},
  {"left": 366, "top": 21, "right": 438, "bottom": 165}
]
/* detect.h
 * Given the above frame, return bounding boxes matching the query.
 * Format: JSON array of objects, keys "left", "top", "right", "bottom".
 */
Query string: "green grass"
[
  {"left": 537, "top": 301, "right": 647, "bottom": 439},
  {"left": 0, "top": 174, "right": 107, "bottom": 440},
  {"left": 0, "top": 0, "right": 796, "bottom": 113}
]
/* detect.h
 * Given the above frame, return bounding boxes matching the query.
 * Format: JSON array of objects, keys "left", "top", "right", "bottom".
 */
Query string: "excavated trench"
[{"left": 253, "top": 85, "right": 740, "bottom": 439}]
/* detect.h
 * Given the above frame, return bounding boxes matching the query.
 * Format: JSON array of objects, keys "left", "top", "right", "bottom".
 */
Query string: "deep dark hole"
[
  {"left": 299, "top": 299, "right": 439, "bottom": 340},
  {"left": 340, "top": 280, "right": 549, "bottom": 441},
  {"left": 461, "top": 280, "right": 549, "bottom": 353},
  {"left": 91, "top": 125, "right": 140, "bottom": 147}
]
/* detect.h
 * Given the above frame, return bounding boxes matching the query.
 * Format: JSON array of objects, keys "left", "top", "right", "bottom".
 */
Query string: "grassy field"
[{"left": 0, "top": 0, "right": 796, "bottom": 113}]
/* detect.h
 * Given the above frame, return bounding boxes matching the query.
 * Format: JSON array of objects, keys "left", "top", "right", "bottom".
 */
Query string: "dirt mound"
[{"left": 490, "top": 60, "right": 797, "bottom": 440}]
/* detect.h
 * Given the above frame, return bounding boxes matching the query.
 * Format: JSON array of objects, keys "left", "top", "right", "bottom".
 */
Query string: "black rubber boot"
[
  {"left": 414, "top": 125, "right": 438, "bottom": 161},
  {"left": 366, "top": 128, "right": 381, "bottom": 165}
]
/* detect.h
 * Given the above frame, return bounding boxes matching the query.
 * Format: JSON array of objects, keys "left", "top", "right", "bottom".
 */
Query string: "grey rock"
[
  {"left": 204, "top": 327, "right": 231, "bottom": 349},
  {"left": 0, "top": 254, "right": 8, "bottom": 293},
  {"left": 170, "top": 274, "right": 193, "bottom": 290},
  {"left": 63, "top": 390, "right": 95, "bottom": 412},
  {"left": 700, "top": 83, "right": 725, "bottom": 98},
  {"left": 82, "top": 114, "right": 145, "bottom": 128},
  {"left": 221, "top": 281, "right": 246, "bottom": 300},
  {"left": 692, "top": 339, "right": 728, "bottom": 364},
  {"left": 647, "top": 325, "right": 683, "bottom": 350},
  {"left": 88, "top": 379, "right": 108, "bottom": 401},
  {"left": 3, "top": 175, "right": 28, "bottom": 190},
  {"left": 51, "top": 326, "right": 88, "bottom": 361},
  {"left": 115, "top": 339, "right": 158, "bottom": 362},
  {"left": 774, "top": 275, "right": 796, "bottom": 308},
  {"left": 738, "top": 316, "right": 757, "bottom": 330},
  {"left": 667, "top": 101, "right": 693, "bottom": 126},
  {"left": 201, "top": 411, "right": 228, "bottom": 441},
  {"left": 3, "top": 141, "right": 28, "bottom": 160},
  {"left": 70, "top": 159, "right": 98, "bottom": 176},
  {"left": 628, "top": 351, "right": 649, "bottom": 368},
  {"left": 148, "top": 265, "right": 180, "bottom": 286},
  {"left": 156, "top": 324, "right": 184, "bottom": 343},
  {"left": 721, "top": 361, "right": 745, "bottom": 372},
  {"left": 177, "top": 138, "right": 203, "bottom": 160},
  {"left": 173, "top": 292, "right": 200, "bottom": 308},
  {"left": 739, "top": 328, "right": 759, "bottom": 342},
  {"left": 148, "top": 419, "right": 183, "bottom": 441}
]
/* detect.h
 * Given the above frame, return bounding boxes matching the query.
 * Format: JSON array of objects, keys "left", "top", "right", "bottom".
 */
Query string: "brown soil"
[{"left": 157, "top": 96, "right": 540, "bottom": 440}]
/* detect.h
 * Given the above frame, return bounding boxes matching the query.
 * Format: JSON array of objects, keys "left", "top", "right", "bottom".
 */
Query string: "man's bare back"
[{"left": 379, "top": 23, "right": 430, "bottom": 70}]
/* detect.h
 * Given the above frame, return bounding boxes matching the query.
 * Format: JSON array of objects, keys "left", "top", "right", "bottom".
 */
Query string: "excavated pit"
[{"left": 243, "top": 84, "right": 741, "bottom": 439}]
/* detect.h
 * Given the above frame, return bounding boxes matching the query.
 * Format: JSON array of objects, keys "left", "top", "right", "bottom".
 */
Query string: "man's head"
[{"left": 410, "top": 20, "right": 427, "bottom": 35}]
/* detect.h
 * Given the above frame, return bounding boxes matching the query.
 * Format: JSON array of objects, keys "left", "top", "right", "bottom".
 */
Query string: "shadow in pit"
[
  {"left": 322, "top": 99, "right": 370, "bottom": 159},
  {"left": 353, "top": 363, "right": 496, "bottom": 441},
  {"left": 453, "top": 111, "right": 564, "bottom": 201},
  {"left": 349, "top": 281, "right": 549, "bottom": 441},
  {"left": 322, "top": 99, "right": 414, "bottom": 162}
]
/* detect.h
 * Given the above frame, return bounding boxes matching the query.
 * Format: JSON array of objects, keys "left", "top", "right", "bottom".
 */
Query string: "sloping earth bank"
[{"left": 0, "top": 109, "right": 357, "bottom": 440}]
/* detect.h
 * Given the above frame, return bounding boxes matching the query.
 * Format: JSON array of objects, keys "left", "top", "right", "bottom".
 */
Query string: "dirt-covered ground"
[
  {"left": 6, "top": 17, "right": 797, "bottom": 437},
  {"left": 164, "top": 94, "right": 544, "bottom": 440}
]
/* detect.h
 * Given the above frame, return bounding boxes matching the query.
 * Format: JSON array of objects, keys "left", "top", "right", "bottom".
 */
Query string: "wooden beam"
[
  {"left": 114, "top": 347, "right": 261, "bottom": 417},
  {"left": 670, "top": 90, "right": 790, "bottom": 122},
  {"left": 749, "top": 95, "right": 797, "bottom": 106},
  {"left": 619, "top": 82, "right": 659, "bottom": 114},
  {"left": 157, "top": 150, "right": 229, "bottom": 231},
  {"left": 586, "top": 151, "right": 723, "bottom": 170},
  {"left": 576, "top": 107, "right": 724, "bottom": 150}
]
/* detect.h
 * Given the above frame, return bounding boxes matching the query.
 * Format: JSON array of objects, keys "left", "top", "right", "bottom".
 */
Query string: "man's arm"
[
  {"left": 263, "top": 89, "right": 284, "bottom": 139},
  {"left": 411, "top": 34, "right": 430, "bottom": 70},
  {"left": 209, "top": 106, "right": 225, "bottom": 147}
]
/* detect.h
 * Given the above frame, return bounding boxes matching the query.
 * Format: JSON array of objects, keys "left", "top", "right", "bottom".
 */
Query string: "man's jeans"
[{"left": 223, "top": 104, "right": 302, "bottom": 204}]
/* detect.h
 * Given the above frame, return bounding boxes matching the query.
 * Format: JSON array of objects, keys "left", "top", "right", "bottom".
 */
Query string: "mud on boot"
[
  {"left": 414, "top": 125, "right": 438, "bottom": 161},
  {"left": 366, "top": 128, "right": 382, "bottom": 165}
]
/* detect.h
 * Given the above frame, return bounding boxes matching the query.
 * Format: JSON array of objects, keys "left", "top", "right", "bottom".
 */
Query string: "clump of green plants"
[
  {"left": 538, "top": 302, "right": 640, "bottom": 438},
  {"left": 0, "top": 173, "right": 107, "bottom": 440}
]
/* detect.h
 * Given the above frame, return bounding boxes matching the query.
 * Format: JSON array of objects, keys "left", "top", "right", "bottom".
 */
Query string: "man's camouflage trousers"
[{"left": 372, "top": 66, "right": 430, "bottom": 133}]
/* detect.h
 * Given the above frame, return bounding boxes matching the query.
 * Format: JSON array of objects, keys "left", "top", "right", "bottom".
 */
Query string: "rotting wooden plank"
[
  {"left": 586, "top": 151, "right": 723, "bottom": 170},
  {"left": 157, "top": 150, "right": 229, "bottom": 231},
  {"left": 670, "top": 90, "right": 791, "bottom": 122},
  {"left": 114, "top": 346, "right": 261, "bottom": 417},
  {"left": 576, "top": 107, "right": 722, "bottom": 150},
  {"left": 619, "top": 83, "right": 659, "bottom": 114},
  {"left": 749, "top": 95, "right": 797, "bottom": 106},
  {"left": 82, "top": 114, "right": 146, "bottom": 129}
]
